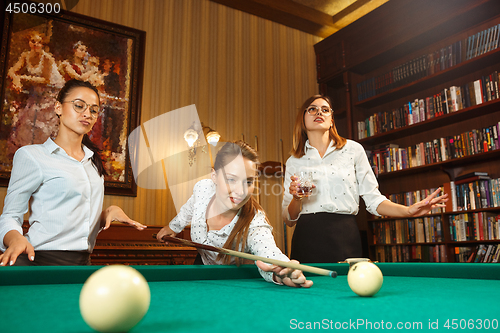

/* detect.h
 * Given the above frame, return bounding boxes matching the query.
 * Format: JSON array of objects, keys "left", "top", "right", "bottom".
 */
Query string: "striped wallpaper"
[{"left": 0, "top": 0, "right": 321, "bottom": 251}]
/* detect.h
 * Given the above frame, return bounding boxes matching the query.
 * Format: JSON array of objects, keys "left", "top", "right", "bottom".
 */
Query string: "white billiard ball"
[
  {"left": 347, "top": 261, "right": 383, "bottom": 297},
  {"left": 80, "top": 265, "right": 151, "bottom": 332}
]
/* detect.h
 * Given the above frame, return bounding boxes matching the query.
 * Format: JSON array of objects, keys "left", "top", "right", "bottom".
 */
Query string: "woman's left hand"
[
  {"left": 101, "top": 205, "right": 147, "bottom": 230},
  {"left": 256, "top": 260, "right": 313, "bottom": 288},
  {"left": 408, "top": 188, "right": 448, "bottom": 217}
]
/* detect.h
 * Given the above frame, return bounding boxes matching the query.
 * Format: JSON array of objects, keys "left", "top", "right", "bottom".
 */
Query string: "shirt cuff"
[
  {"left": 259, "top": 268, "right": 284, "bottom": 285},
  {"left": 369, "top": 197, "right": 390, "bottom": 217},
  {"left": 283, "top": 204, "right": 300, "bottom": 222},
  {"left": 168, "top": 219, "right": 185, "bottom": 234},
  {"left": 0, "top": 224, "right": 24, "bottom": 252}
]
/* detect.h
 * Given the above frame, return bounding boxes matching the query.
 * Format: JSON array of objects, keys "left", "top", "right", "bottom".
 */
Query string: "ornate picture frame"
[{"left": 0, "top": 5, "right": 145, "bottom": 196}]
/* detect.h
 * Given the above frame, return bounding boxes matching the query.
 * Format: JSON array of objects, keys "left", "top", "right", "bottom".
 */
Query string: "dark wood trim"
[
  {"left": 209, "top": 0, "right": 336, "bottom": 37},
  {"left": 331, "top": 0, "right": 371, "bottom": 24}
]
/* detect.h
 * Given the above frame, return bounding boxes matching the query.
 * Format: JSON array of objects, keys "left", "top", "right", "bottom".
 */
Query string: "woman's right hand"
[
  {"left": 289, "top": 175, "right": 315, "bottom": 200},
  {"left": 289, "top": 175, "right": 302, "bottom": 200},
  {"left": 156, "top": 225, "right": 177, "bottom": 244},
  {"left": 0, "top": 230, "right": 35, "bottom": 266}
]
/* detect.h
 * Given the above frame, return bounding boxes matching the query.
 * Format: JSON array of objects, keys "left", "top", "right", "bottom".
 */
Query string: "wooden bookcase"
[{"left": 314, "top": 0, "right": 500, "bottom": 263}]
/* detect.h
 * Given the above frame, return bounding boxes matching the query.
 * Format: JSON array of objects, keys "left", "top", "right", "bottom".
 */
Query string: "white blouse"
[
  {"left": 169, "top": 179, "right": 289, "bottom": 283},
  {"left": 0, "top": 138, "right": 104, "bottom": 252},
  {"left": 282, "top": 139, "right": 388, "bottom": 221}
]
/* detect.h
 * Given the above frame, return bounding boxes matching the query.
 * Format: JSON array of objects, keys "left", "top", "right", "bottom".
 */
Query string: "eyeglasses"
[
  {"left": 305, "top": 105, "right": 333, "bottom": 116},
  {"left": 63, "top": 99, "right": 101, "bottom": 118}
]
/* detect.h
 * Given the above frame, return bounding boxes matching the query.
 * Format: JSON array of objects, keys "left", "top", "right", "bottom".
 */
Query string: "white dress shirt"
[
  {"left": 282, "top": 139, "right": 388, "bottom": 221},
  {"left": 169, "top": 179, "right": 289, "bottom": 283},
  {"left": 0, "top": 138, "right": 104, "bottom": 252}
]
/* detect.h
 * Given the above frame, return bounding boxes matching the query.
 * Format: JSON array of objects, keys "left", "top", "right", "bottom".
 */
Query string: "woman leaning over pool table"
[{"left": 157, "top": 141, "right": 313, "bottom": 288}]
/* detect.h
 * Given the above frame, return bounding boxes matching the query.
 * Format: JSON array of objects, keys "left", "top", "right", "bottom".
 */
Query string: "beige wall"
[{"left": 0, "top": 0, "right": 320, "bottom": 250}]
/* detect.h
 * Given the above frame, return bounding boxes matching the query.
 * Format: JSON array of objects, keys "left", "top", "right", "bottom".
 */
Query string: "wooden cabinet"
[
  {"left": 91, "top": 224, "right": 197, "bottom": 265},
  {"left": 16, "top": 222, "right": 197, "bottom": 265},
  {"left": 314, "top": 0, "right": 500, "bottom": 263}
]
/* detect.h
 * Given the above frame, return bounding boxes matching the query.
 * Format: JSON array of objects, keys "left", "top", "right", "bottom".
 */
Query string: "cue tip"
[{"left": 330, "top": 271, "right": 337, "bottom": 278}]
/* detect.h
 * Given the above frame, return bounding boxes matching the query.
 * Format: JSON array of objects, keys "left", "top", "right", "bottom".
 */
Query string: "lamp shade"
[
  {"left": 206, "top": 131, "right": 220, "bottom": 146},
  {"left": 184, "top": 128, "right": 198, "bottom": 147}
]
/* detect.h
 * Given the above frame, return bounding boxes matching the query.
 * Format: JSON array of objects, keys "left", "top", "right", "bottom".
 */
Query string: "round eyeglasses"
[
  {"left": 63, "top": 99, "right": 101, "bottom": 118},
  {"left": 305, "top": 105, "right": 333, "bottom": 116}
]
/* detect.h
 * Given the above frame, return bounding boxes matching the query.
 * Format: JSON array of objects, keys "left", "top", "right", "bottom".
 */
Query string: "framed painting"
[{"left": 0, "top": 2, "right": 145, "bottom": 196}]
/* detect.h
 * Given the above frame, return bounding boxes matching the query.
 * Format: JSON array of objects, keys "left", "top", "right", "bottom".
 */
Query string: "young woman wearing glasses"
[
  {"left": 0, "top": 79, "right": 146, "bottom": 266},
  {"left": 282, "top": 95, "right": 448, "bottom": 263}
]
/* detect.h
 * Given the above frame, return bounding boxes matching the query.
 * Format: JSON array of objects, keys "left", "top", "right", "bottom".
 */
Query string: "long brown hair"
[
  {"left": 290, "top": 95, "right": 346, "bottom": 158},
  {"left": 214, "top": 141, "right": 270, "bottom": 265}
]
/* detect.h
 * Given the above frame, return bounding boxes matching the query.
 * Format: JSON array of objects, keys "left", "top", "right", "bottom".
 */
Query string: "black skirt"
[
  {"left": 13, "top": 251, "right": 91, "bottom": 266},
  {"left": 290, "top": 212, "right": 362, "bottom": 264}
]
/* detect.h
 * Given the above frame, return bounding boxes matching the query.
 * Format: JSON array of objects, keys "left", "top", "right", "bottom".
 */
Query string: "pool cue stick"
[
  {"left": 279, "top": 138, "right": 288, "bottom": 256},
  {"left": 254, "top": 135, "right": 260, "bottom": 204},
  {"left": 153, "top": 234, "right": 337, "bottom": 278},
  {"left": 207, "top": 143, "right": 214, "bottom": 168}
]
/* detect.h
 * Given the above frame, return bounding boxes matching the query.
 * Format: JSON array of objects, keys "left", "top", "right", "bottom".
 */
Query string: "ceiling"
[{"left": 209, "top": 0, "right": 389, "bottom": 38}]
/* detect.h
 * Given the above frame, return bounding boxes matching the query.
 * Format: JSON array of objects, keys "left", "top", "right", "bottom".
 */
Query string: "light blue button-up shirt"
[{"left": 0, "top": 138, "right": 104, "bottom": 252}]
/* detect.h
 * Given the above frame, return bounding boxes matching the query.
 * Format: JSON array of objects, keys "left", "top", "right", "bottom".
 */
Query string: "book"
[
  {"left": 456, "top": 171, "right": 489, "bottom": 181},
  {"left": 449, "top": 86, "right": 458, "bottom": 112},
  {"left": 474, "top": 79, "right": 483, "bottom": 104}
]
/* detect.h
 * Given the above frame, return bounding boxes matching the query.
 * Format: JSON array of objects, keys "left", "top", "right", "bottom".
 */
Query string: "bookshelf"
[{"left": 314, "top": 0, "right": 500, "bottom": 263}]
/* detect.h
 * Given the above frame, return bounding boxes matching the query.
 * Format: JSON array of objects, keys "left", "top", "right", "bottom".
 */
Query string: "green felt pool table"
[{"left": 1, "top": 263, "right": 499, "bottom": 333}]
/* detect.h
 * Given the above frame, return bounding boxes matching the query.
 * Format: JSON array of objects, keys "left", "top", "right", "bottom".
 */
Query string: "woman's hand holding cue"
[
  {"left": 156, "top": 225, "right": 176, "bottom": 243},
  {"left": 256, "top": 259, "right": 314, "bottom": 288}
]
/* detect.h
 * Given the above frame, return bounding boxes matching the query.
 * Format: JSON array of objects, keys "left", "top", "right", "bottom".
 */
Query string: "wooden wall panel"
[{"left": 0, "top": 0, "right": 320, "bottom": 251}]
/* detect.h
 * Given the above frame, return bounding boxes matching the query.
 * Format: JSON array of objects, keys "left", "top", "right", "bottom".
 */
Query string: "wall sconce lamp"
[
  {"left": 205, "top": 128, "right": 220, "bottom": 146},
  {"left": 183, "top": 128, "right": 198, "bottom": 147},
  {"left": 183, "top": 122, "right": 220, "bottom": 166}
]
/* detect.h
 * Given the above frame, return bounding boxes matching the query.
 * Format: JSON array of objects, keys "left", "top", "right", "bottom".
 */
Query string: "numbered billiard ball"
[
  {"left": 80, "top": 265, "right": 151, "bottom": 332},
  {"left": 347, "top": 261, "right": 383, "bottom": 297}
]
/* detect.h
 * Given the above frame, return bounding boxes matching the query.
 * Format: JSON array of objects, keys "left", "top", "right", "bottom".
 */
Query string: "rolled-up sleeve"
[
  {"left": 281, "top": 158, "right": 300, "bottom": 223},
  {"left": 0, "top": 149, "right": 43, "bottom": 251},
  {"left": 169, "top": 194, "right": 195, "bottom": 234},
  {"left": 354, "top": 144, "right": 388, "bottom": 216}
]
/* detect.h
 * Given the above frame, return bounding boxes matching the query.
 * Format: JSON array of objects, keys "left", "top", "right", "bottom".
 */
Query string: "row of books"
[
  {"left": 357, "top": 71, "right": 500, "bottom": 139},
  {"left": 455, "top": 244, "right": 500, "bottom": 263},
  {"left": 371, "top": 216, "right": 444, "bottom": 245},
  {"left": 448, "top": 212, "right": 499, "bottom": 242},
  {"left": 466, "top": 24, "right": 500, "bottom": 60},
  {"left": 374, "top": 245, "right": 447, "bottom": 263},
  {"left": 356, "top": 23, "right": 500, "bottom": 102},
  {"left": 367, "top": 122, "right": 500, "bottom": 174},
  {"left": 445, "top": 177, "right": 500, "bottom": 213}
]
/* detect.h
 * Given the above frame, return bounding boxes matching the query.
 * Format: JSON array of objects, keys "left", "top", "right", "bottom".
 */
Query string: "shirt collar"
[
  {"left": 215, "top": 209, "right": 242, "bottom": 236},
  {"left": 304, "top": 139, "right": 336, "bottom": 155},
  {"left": 44, "top": 137, "right": 95, "bottom": 161}
]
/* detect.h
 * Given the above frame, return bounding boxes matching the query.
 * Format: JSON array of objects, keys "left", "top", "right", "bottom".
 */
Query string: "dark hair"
[
  {"left": 57, "top": 79, "right": 107, "bottom": 177},
  {"left": 213, "top": 141, "right": 270, "bottom": 265},
  {"left": 290, "top": 94, "right": 346, "bottom": 158}
]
